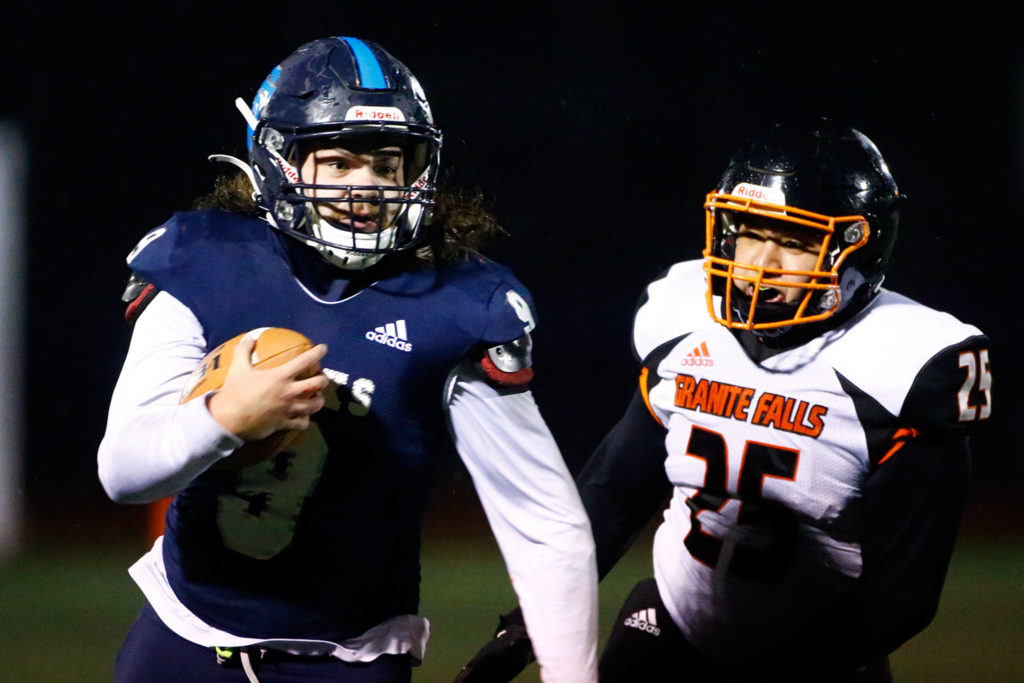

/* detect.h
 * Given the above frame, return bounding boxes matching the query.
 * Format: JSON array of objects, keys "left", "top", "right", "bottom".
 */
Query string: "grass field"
[
  {"left": 420, "top": 534, "right": 1024, "bottom": 683},
  {"left": 2, "top": 506, "right": 1022, "bottom": 682}
]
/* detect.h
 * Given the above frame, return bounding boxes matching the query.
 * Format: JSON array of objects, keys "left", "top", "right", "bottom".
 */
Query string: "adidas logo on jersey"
[
  {"left": 682, "top": 341, "right": 713, "bottom": 367},
  {"left": 365, "top": 320, "right": 413, "bottom": 352},
  {"left": 624, "top": 608, "right": 661, "bottom": 636}
]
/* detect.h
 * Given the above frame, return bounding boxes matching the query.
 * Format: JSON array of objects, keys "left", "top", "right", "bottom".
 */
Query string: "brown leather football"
[{"left": 180, "top": 327, "right": 315, "bottom": 469}]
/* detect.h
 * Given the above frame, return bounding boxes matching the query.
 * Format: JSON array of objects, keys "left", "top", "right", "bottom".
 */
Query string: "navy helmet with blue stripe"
[{"left": 245, "top": 37, "right": 442, "bottom": 269}]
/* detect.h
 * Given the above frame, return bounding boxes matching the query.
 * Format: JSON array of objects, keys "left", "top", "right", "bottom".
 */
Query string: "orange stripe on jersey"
[
  {"left": 879, "top": 427, "right": 920, "bottom": 465},
  {"left": 639, "top": 366, "right": 663, "bottom": 426}
]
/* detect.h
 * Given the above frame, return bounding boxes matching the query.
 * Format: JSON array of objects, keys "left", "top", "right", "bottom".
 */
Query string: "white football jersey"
[{"left": 633, "top": 260, "right": 990, "bottom": 665}]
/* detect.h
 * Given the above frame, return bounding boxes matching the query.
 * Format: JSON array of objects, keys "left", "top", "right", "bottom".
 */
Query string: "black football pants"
[{"left": 599, "top": 578, "right": 893, "bottom": 683}]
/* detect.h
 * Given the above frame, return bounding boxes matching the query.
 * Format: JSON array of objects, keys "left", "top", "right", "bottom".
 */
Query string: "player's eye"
[
  {"left": 736, "top": 229, "right": 767, "bottom": 242},
  {"left": 783, "top": 234, "right": 824, "bottom": 253},
  {"left": 311, "top": 151, "right": 357, "bottom": 173}
]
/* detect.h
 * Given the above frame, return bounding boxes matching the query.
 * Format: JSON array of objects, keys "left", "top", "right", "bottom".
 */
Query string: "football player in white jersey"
[{"left": 457, "top": 120, "right": 992, "bottom": 682}]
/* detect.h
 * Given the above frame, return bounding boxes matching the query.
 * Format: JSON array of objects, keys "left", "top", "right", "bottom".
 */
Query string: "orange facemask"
[{"left": 703, "top": 191, "right": 871, "bottom": 331}]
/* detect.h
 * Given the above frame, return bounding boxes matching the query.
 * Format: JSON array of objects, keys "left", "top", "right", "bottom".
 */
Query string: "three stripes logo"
[
  {"left": 624, "top": 608, "right": 661, "bottom": 636},
  {"left": 365, "top": 320, "right": 413, "bottom": 352},
  {"left": 682, "top": 340, "right": 713, "bottom": 367}
]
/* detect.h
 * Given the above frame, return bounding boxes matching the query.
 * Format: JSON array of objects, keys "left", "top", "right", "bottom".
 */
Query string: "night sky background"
[{"left": 3, "top": 2, "right": 1020, "bottom": 534}]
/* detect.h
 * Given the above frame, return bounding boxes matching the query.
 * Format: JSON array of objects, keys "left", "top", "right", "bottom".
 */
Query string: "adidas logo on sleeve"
[
  {"left": 365, "top": 320, "right": 413, "bottom": 352},
  {"left": 624, "top": 608, "right": 661, "bottom": 636}
]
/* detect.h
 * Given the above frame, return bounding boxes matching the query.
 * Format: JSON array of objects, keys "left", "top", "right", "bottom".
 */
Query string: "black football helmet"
[
  {"left": 703, "top": 120, "right": 901, "bottom": 336},
  {"left": 243, "top": 37, "right": 441, "bottom": 269}
]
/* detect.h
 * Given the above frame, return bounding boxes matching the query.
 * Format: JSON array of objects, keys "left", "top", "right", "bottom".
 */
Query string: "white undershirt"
[{"left": 98, "top": 291, "right": 597, "bottom": 682}]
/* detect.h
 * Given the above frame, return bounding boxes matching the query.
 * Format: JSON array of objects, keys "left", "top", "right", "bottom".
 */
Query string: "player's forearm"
[
  {"left": 503, "top": 528, "right": 597, "bottom": 683},
  {"left": 469, "top": 459, "right": 597, "bottom": 682},
  {"left": 447, "top": 369, "right": 598, "bottom": 682},
  {"left": 97, "top": 291, "right": 240, "bottom": 503},
  {"left": 576, "top": 387, "right": 672, "bottom": 578},
  {"left": 98, "top": 397, "right": 241, "bottom": 503}
]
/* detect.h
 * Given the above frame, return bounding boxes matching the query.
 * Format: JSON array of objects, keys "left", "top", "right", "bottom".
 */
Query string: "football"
[{"left": 180, "top": 327, "right": 316, "bottom": 470}]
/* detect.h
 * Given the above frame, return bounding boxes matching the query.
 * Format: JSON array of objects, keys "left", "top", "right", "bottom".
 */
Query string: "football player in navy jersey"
[
  {"left": 456, "top": 121, "right": 992, "bottom": 682},
  {"left": 98, "top": 37, "right": 597, "bottom": 682}
]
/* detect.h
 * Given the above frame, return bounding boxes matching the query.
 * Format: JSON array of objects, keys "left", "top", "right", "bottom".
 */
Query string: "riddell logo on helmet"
[
  {"left": 404, "top": 174, "right": 429, "bottom": 199},
  {"left": 732, "top": 183, "right": 786, "bottom": 207},
  {"left": 346, "top": 106, "right": 406, "bottom": 122}
]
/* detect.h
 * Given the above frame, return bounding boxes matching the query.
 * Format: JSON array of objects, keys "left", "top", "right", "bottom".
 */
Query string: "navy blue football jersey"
[{"left": 126, "top": 209, "right": 538, "bottom": 641}]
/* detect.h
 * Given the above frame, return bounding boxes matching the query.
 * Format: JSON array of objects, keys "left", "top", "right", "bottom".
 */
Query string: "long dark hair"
[{"left": 193, "top": 171, "right": 505, "bottom": 265}]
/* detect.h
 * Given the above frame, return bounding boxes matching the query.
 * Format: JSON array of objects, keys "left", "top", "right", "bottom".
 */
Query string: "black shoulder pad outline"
[{"left": 638, "top": 333, "right": 691, "bottom": 426}]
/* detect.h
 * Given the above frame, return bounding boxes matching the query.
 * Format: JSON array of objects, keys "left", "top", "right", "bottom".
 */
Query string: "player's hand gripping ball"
[{"left": 180, "top": 327, "right": 321, "bottom": 470}]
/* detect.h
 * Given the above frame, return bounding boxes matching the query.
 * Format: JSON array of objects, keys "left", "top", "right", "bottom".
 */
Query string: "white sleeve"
[
  {"left": 97, "top": 291, "right": 243, "bottom": 504},
  {"left": 632, "top": 259, "right": 707, "bottom": 361},
  {"left": 445, "top": 365, "right": 598, "bottom": 683}
]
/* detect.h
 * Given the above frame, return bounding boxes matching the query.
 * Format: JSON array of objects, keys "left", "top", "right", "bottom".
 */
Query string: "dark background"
[{"left": 3, "top": 2, "right": 1020, "bottom": 531}]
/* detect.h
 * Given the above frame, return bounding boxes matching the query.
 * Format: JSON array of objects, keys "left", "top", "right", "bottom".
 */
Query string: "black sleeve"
[
  {"left": 804, "top": 432, "right": 971, "bottom": 667},
  {"left": 576, "top": 387, "right": 672, "bottom": 579},
  {"left": 853, "top": 432, "right": 971, "bottom": 656},
  {"left": 901, "top": 334, "right": 992, "bottom": 435}
]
